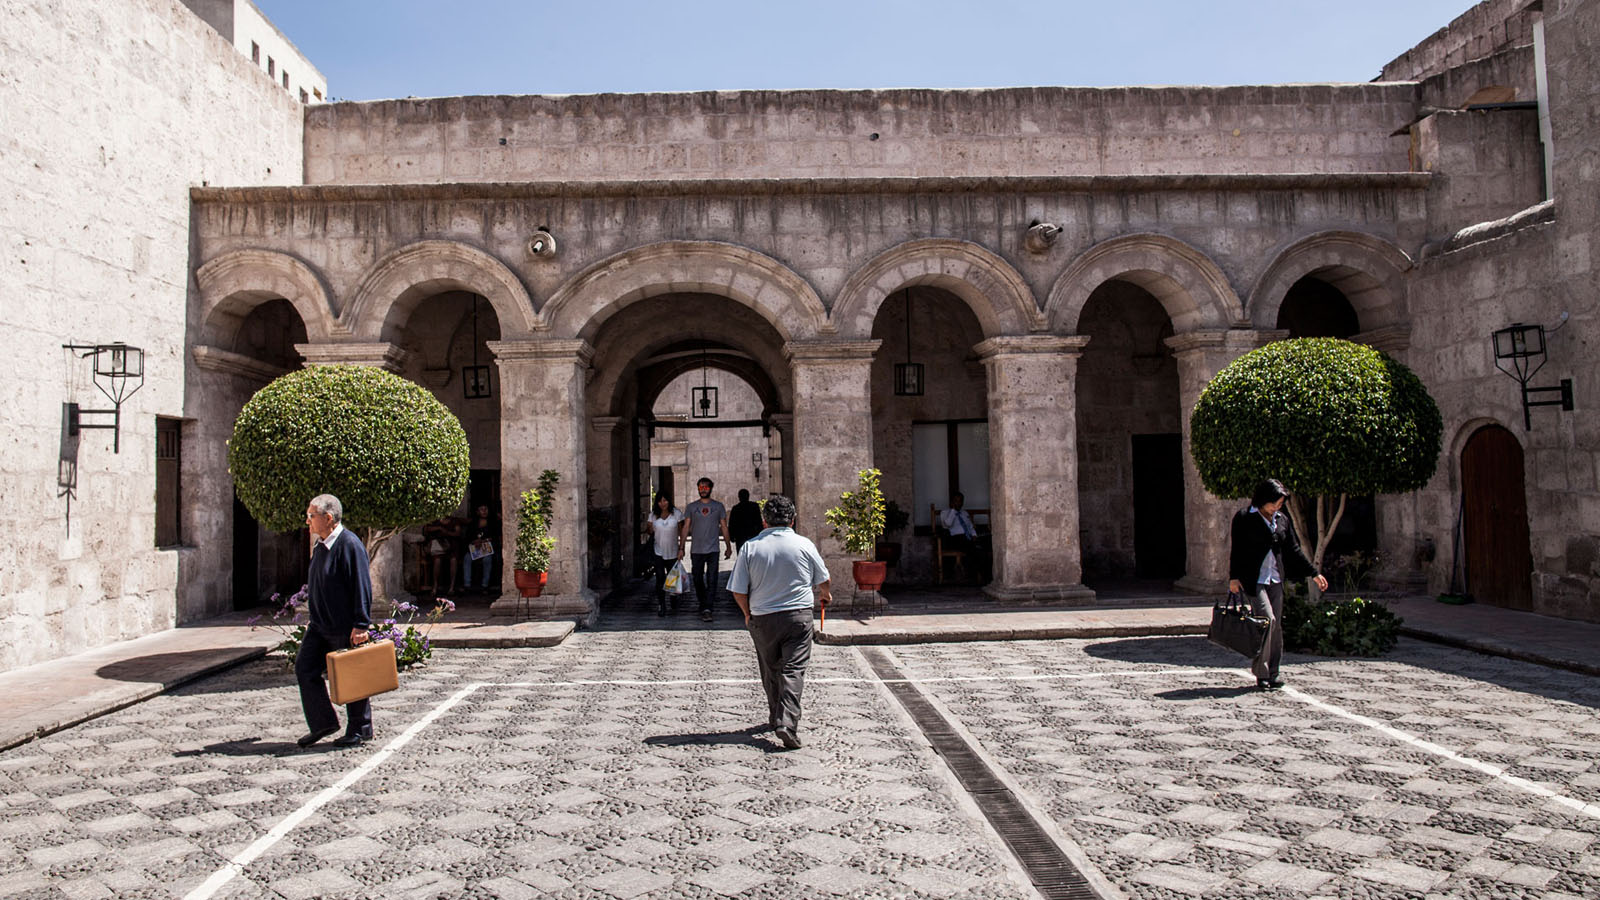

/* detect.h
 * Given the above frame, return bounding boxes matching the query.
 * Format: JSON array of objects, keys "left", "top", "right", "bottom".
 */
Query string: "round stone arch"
[
  {"left": 1046, "top": 233, "right": 1241, "bottom": 334},
  {"left": 830, "top": 238, "right": 1042, "bottom": 339},
  {"left": 343, "top": 240, "right": 537, "bottom": 342},
  {"left": 540, "top": 241, "right": 829, "bottom": 343},
  {"left": 195, "top": 248, "right": 335, "bottom": 347},
  {"left": 1248, "top": 231, "right": 1412, "bottom": 333}
]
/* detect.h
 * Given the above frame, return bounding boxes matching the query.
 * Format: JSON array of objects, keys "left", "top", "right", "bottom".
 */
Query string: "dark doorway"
[
  {"left": 1462, "top": 425, "right": 1533, "bottom": 610},
  {"left": 231, "top": 492, "right": 259, "bottom": 611},
  {"left": 1131, "top": 434, "right": 1186, "bottom": 578}
]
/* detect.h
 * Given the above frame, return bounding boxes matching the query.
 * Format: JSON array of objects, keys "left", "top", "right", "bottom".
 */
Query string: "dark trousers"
[
  {"left": 296, "top": 626, "right": 372, "bottom": 736},
  {"left": 652, "top": 555, "right": 676, "bottom": 601},
  {"left": 691, "top": 551, "right": 719, "bottom": 611},
  {"left": 747, "top": 608, "right": 813, "bottom": 732},
  {"left": 1250, "top": 581, "right": 1285, "bottom": 681},
  {"left": 945, "top": 534, "right": 993, "bottom": 581}
]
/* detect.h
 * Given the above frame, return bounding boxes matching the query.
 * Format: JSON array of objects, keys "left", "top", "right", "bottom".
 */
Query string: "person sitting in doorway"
[
  {"left": 420, "top": 514, "right": 462, "bottom": 597},
  {"left": 461, "top": 504, "right": 499, "bottom": 594},
  {"left": 939, "top": 492, "right": 992, "bottom": 583}
]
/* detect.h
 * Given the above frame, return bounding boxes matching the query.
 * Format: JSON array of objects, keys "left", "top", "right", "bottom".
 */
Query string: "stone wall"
[
  {"left": 0, "top": 0, "right": 303, "bottom": 672},
  {"left": 302, "top": 84, "right": 1420, "bottom": 185},
  {"left": 1379, "top": 0, "right": 1538, "bottom": 82}
]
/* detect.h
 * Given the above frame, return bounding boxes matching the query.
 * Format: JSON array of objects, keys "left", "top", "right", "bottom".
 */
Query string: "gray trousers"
[
  {"left": 747, "top": 608, "right": 813, "bottom": 732},
  {"left": 1250, "top": 581, "right": 1285, "bottom": 681}
]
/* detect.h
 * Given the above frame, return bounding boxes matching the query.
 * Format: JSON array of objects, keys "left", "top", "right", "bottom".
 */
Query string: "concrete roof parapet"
[
  {"left": 1046, "top": 233, "right": 1243, "bottom": 334},
  {"left": 830, "top": 238, "right": 1043, "bottom": 340}
]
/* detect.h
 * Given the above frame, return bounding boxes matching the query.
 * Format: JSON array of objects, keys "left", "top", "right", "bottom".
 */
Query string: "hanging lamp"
[
  {"left": 893, "top": 288, "right": 924, "bottom": 396},
  {"left": 691, "top": 346, "right": 718, "bottom": 418},
  {"left": 462, "top": 294, "right": 492, "bottom": 399}
]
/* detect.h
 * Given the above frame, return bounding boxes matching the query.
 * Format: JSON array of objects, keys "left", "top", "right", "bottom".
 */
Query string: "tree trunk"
[
  {"left": 363, "top": 527, "right": 411, "bottom": 610},
  {"left": 1285, "top": 493, "right": 1346, "bottom": 599}
]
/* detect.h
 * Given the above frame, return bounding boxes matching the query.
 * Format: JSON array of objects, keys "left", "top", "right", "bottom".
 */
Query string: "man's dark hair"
[
  {"left": 738, "top": 488, "right": 750, "bottom": 501},
  {"left": 951, "top": 491, "right": 965, "bottom": 504},
  {"left": 1251, "top": 478, "right": 1289, "bottom": 509},
  {"left": 762, "top": 494, "right": 796, "bottom": 527},
  {"left": 697, "top": 477, "right": 714, "bottom": 489}
]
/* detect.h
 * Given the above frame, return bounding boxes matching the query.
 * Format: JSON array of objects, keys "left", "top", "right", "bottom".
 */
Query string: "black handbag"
[{"left": 1207, "top": 591, "right": 1270, "bottom": 658}]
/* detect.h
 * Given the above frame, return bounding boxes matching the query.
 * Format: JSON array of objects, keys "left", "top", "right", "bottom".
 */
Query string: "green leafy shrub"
[
  {"left": 1283, "top": 590, "right": 1403, "bottom": 657},
  {"left": 251, "top": 589, "right": 453, "bottom": 671},
  {"left": 515, "top": 469, "right": 560, "bottom": 572},
  {"left": 824, "top": 468, "right": 886, "bottom": 559},
  {"left": 229, "top": 365, "right": 470, "bottom": 535}
]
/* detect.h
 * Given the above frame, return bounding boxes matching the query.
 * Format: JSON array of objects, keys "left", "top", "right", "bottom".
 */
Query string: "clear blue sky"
[{"left": 255, "top": 1, "right": 1477, "bottom": 102}]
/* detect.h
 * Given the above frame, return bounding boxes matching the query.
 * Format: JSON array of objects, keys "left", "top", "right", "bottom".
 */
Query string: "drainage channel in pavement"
[{"left": 859, "top": 647, "right": 1106, "bottom": 900}]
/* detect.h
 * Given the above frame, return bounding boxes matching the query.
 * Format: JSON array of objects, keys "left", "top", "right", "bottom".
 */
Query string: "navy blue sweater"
[{"left": 308, "top": 527, "right": 373, "bottom": 635}]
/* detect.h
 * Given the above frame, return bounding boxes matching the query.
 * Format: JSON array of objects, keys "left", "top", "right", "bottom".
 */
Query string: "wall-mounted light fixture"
[
  {"left": 691, "top": 347, "right": 718, "bottom": 419},
  {"left": 1024, "top": 220, "right": 1063, "bottom": 254},
  {"left": 1492, "top": 318, "right": 1574, "bottom": 430},
  {"left": 62, "top": 342, "right": 144, "bottom": 452},
  {"left": 527, "top": 227, "right": 557, "bottom": 258},
  {"left": 893, "top": 289, "right": 924, "bottom": 396},
  {"left": 752, "top": 450, "right": 763, "bottom": 481},
  {"left": 462, "top": 294, "right": 492, "bottom": 400}
]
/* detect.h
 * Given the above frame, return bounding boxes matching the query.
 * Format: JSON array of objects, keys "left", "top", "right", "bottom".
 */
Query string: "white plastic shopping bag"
[{"left": 664, "top": 559, "right": 688, "bottom": 594}]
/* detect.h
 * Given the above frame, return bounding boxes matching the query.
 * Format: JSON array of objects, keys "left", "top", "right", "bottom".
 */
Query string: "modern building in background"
[
  {"left": 180, "top": 0, "right": 326, "bottom": 103},
  {"left": 2, "top": 0, "right": 1594, "bottom": 674}
]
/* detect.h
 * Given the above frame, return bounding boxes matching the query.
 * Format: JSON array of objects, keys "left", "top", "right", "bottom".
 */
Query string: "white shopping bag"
[{"left": 664, "top": 559, "right": 689, "bottom": 594}]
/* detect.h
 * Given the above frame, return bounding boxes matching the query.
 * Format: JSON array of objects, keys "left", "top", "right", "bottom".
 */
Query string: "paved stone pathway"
[{"left": 1, "top": 587, "right": 1597, "bottom": 899}]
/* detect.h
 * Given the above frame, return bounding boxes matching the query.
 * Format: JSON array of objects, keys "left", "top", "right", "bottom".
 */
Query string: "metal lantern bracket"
[
  {"left": 1491, "top": 321, "right": 1575, "bottom": 430},
  {"left": 62, "top": 342, "right": 145, "bottom": 453},
  {"left": 893, "top": 288, "right": 924, "bottom": 397},
  {"left": 691, "top": 347, "right": 718, "bottom": 419},
  {"left": 462, "top": 294, "right": 493, "bottom": 400}
]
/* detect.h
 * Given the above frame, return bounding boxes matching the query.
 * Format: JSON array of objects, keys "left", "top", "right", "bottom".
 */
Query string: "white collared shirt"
[
  {"left": 319, "top": 522, "right": 346, "bottom": 551},
  {"left": 1248, "top": 506, "right": 1280, "bottom": 585}
]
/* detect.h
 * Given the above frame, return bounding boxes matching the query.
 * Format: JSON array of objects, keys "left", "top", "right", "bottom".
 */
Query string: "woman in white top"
[{"left": 642, "top": 493, "right": 685, "bottom": 617}]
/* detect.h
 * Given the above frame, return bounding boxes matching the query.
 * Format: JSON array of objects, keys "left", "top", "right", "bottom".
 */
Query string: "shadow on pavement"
[
  {"left": 175, "top": 737, "right": 305, "bottom": 757},
  {"left": 1083, "top": 635, "right": 1238, "bottom": 666},
  {"left": 95, "top": 649, "right": 277, "bottom": 685},
  {"left": 1156, "top": 685, "right": 1259, "bottom": 701},
  {"left": 643, "top": 725, "right": 781, "bottom": 752}
]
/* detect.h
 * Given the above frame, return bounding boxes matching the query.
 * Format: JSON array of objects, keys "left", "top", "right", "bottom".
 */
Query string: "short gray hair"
[
  {"left": 762, "top": 494, "right": 796, "bottom": 527},
  {"left": 309, "top": 494, "right": 343, "bottom": 522}
]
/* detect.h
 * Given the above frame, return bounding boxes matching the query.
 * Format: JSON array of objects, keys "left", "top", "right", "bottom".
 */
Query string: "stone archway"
[
  {"left": 541, "top": 241, "right": 829, "bottom": 343},
  {"left": 344, "top": 239, "right": 537, "bottom": 342},
  {"left": 195, "top": 248, "right": 336, "bottom": 347},
  {"left": 830, "top": 238, "right": 1043, "bottom": 339},
  {"left": 1046, "top": 233, "right": 1242, "bottom": 334},
  {"left": 1248, "top": 230, "right": 1412, "bottom": 334}
]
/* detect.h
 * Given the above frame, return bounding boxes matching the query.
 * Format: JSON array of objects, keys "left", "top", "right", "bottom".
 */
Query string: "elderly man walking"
[
  {"left": 296, "top": 494, "right": 375, "bottom": 748},
  {"left": 727, "top": 495, "right": 831, "bottom": 750}
]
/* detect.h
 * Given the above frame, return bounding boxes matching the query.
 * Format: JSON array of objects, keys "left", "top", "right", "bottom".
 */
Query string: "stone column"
[
  {"left": 488, "top": 339, "right": 595, "bottom": 623},
  {"left": 294, "top": 342, "right": 409, "bottom": 372},
  {"left": 787, "top": 340, "right": 880, "bottom": 609},
  {"left": 292, "top": 341, "right": 413, "bottom": 603},
  {"left": 976, "top": 336, "right": 1095, "bottom": 603},
  {"left": 1165, "top": 329, "right": 1284, "bottom": 595},
  {"left": 588, "top": 416, "right": 626, "bottom": 592}
]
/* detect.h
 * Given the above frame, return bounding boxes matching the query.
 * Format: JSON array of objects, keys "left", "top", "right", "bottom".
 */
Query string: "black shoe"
[
  {"left": 333, "top": 728, "right": 374, "bottom": 747},
  {"left": 656, "top": 602, "right": 667, "bottom": 618},
  {"left": 699, "top": 608, "right": 713, "bottom": 622},
  {"left": 297, "top": 725, "right": 339, "bottom": 748},
  {"left": 1267, "top": 678, "right": 1285, "bottom": 691},
  {"left": 1256, "top": 679, "right": 1272, "bottom": 692},
  {"left": 668, "top": 602, "right": 679, "bottom": 616},
  {"left": 774, "top": 728, "right": 802, "bottom": 750}
]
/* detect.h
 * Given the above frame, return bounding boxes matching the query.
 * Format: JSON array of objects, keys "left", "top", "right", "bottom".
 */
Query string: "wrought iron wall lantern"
[
  {"left": 1492, "top": 319, "right": 1574, "bottom": 430},
  {"left": 752, "top": 450, "right": 763, "bottom": 481},
  {"left": 691, "top": 347, "right": 718, "bottom": 419},
  {"left": 893, "top": 289, "right": 924, "bottom": 396},
  {"left": 62, "top": 342, "right": 144, "bottom": 452},
  {"left": 462, "top": 294, "right": 492, "bottom": 400}
]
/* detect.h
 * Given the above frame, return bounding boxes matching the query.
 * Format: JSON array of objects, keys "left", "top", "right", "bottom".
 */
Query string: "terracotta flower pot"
[
  {"left": 514, "top": 569, "right": 547, "bottom": 598},
  {"left": 852, "top": 560, "right": 888, "bottom": 592}
]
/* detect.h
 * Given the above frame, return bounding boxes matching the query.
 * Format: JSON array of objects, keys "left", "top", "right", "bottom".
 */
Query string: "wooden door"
[{"left": 1462, "top": 425, "right": 1533, "bottom": 610}]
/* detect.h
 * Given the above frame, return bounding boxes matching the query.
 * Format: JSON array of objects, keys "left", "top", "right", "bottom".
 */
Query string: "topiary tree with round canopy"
[
  {"left": 1189, "top": 338, "right": 1442, "bottom": 573},
  {"left": 229, "top": 365, "right": 471, "bottom": 556}
]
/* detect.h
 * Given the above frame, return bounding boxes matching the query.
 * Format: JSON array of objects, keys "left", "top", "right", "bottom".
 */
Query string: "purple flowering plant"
[
  {"left": 249, "top": 588, "right": 454, "bottom": 671},
  {"left": 367, "top": 597, "right": 455, "bottom": 670}
]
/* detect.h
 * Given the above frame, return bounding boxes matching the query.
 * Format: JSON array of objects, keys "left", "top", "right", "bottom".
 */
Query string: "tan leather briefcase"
[{"left": 326, "top": 639, "right": 399, "bottom": 705}]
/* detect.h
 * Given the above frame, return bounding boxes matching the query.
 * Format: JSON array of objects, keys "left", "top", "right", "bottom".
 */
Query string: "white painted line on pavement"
[
  {"left": 182, "top": 682, "right": 486, "bottom": 900},
  {"left": 491, "top": 667, "right": 1242, "bottom": 689},
  {"left": 1282, "top": 685, "right": 1600, "bottom": 821}
]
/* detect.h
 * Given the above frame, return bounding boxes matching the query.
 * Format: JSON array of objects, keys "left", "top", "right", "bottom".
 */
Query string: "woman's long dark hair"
[
  {"left": 649, "top": 493, "right": 674, "bottom": 520},
  {"left": 1250, "top": 478, "right": 1289, "bottom": 509}
]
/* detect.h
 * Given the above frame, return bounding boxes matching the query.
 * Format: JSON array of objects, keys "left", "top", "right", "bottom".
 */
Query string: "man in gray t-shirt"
[
  {"left": 729, "top": 494, "right": 831, "bottom": 750},
  {"left": 680, "top": 476, "right": 732, "bottom": 622}
]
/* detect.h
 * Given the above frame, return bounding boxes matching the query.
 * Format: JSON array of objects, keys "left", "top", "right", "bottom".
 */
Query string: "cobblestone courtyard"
[{"left": 2, "top": 600, "right": 1598, "bottom": 899}]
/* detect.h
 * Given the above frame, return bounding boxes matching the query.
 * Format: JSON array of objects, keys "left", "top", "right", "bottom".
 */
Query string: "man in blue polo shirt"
[{"left": 728, "top": 494, "right": 831, "bottom": 750}]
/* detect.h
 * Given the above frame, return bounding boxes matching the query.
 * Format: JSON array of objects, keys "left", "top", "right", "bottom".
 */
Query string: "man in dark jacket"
[
  {"left": 297, "top": 494, "right": 375, "bottom": 748},
  {"left": 1228, "top": 479, "right": 1328, "bottom": 691},
  {"left": 728, "top": 489, "right": 764, "bottom": 552}
]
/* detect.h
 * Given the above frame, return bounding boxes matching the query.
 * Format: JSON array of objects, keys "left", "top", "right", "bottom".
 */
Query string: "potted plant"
[
  {"left": 514, "top": 469, "right": 559, "bottom": 597},
  {"left": 874, "top": 500, "right": 910, "bottom": 568},
  {"left": 824, "top": 468, "right": 888, "bottom": 592}
]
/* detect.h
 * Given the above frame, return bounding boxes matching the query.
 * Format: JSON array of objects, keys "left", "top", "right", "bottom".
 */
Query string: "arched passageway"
[{"left": 1075, "top": 281, "right": 1185, "bottom": 586}]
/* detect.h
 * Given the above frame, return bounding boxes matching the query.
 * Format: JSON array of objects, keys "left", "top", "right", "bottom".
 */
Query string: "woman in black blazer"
[{"left": 1228, "top": 479, "right": 1328, "bottom": 691}]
